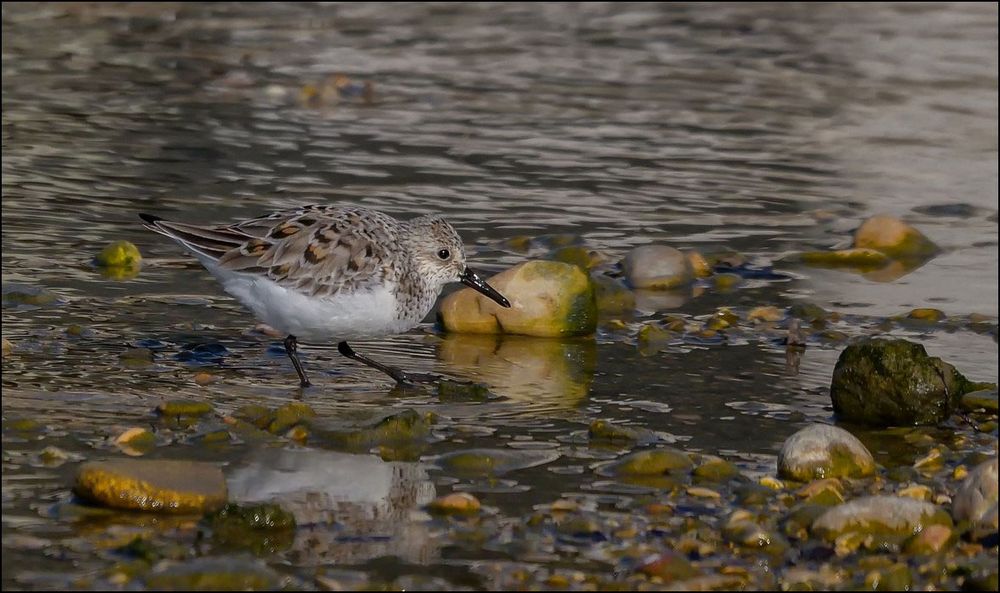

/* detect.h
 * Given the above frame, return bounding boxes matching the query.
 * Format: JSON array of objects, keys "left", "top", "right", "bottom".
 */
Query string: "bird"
[{"left": 139, "top": 205, "right": 511, "bottom": 387}]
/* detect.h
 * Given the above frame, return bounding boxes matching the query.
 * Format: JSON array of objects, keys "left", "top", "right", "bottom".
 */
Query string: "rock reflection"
[
  {"left": 435, "top": 333, "right": 596, "bottom": 410},
  {"left": 226, "top": 448, "right": 436, "bottom": 565}
]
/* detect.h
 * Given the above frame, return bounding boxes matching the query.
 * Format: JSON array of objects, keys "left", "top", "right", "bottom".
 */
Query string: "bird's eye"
[{"left": 437, "top": 249, "right": 451, "bottom": 260}]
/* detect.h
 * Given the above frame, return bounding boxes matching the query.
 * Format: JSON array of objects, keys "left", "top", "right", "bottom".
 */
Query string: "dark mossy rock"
[{"left": 830, "top": 338, "right": 977, "bottom": 426}]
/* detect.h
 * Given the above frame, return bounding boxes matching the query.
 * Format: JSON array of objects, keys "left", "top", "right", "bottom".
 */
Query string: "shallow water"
[{"left": 2, "top": 2, "right": 998, "bottom": 590}]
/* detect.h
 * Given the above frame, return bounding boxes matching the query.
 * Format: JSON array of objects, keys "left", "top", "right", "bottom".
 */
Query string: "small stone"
[
  {"left": 267, "top": 402, "right": 316, "bottom": 434},
  {"left": 685, "top": 250, "right": 712, "bottom": 278},
  {"left": 897, "top": 484, "right": 933, "bottom": 502},
  {"left": 853, "top": 215, "right": 939, "bottom": 260},
  {"left": 637, "top": 551, "right": 698, "bottom": 582},
  {"left": 712, "top": 273, "right": 742, "bottom": 291},
  {"left": 74, "top": 459, "right": 227, "bottom": 513},
  {"left": 427, "top": 492, "right": 481, "bottom": 516},
  {"left": 602, "top": 448, "right": 694, "bottom": 476},
  {"left": 549, "top": 245, "right": 605, "bottom": 270},
  {"left": 692, "top": 456, "right": 740, "bottom": 482},
  {"left": 438, "top": 260, "right": 597, "bottom": 337},
  {"left": 120, "top": 347, "right": 154, "bottom": 365},
  {"left": 908, "top": 308, "right": 946, "bottom": 322},
  {"left": 777, "top": 424, "right": 876, "bottom": 481},
  {"left": 156, "top": 400, "right": 213, "bottom": 418},
  {"left": 904, "top": 524, "right": 954, "bottom": 554},
  {"left": 114, "top": 427, "right": 156, "bottom": 457},
  {"left": 39, "top": 446, "right": 70, "bottom": 466},
  {"left": 747, "top": 306, "right": 783, "bottom": 323},
  {"left": 952, "top": 458, "right": 998, "bottom": 540},
  {"left": 759, "top": 477, "right": 785, "bottom": 490},
  {"left": 591, "top": 275, "right": 636, "bottom": 317},
  {"left": 686, "top": 486, "right": 720, "bottom": 499},
  {"left": 913, "top": 447, "right": 945, "bottom": 471},
  {"left": 588, "top": 419, "right": 657, "bottom": 445},
  {"left": 796, "top": 478, "right": 845, "bottom": 506},
  {"left": 811, "top": 495, "right": 953, "bottom": 541},
  {"left": 622, "top": 245, "right": 694, "bottom": 290},
  {"left": 193, "top": 372, "right": 218, "bottom": 386},
  {"left": 142, "top": 557, "right": 282, "bottom": 590},
  {"left": 2, "top": 338, "right": 12, "bottom": 356},
  {"left": 960, "top": 389, "right": 999, "bottom": 413},
  {"left": 95, "top": 240, "right": 142, "bottom": 269},
  {"left": 800, "top": 248, "right": 890, "bottom": 270}
]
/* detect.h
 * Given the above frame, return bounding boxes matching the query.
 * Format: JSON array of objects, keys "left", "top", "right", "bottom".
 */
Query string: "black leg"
[
  {"left": 284, "top": 335, "right": 311, "bottom": 388},
  {"left": 338, "top": 340, "right": 448, "bottom": 385}
]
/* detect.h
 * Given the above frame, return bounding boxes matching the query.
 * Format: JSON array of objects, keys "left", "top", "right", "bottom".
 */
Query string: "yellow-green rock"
[
  {"left": 549, "top": 245, "right": 605, "bottom": 270},
  {"left": 686, "top": 250, "right": 712, "bottom": 278},
  {"left": 74, "top": 459, "right": 227, "bottom": 514},
  {"left": 588, "top": 419, "right": 657, "bottom": 445},
  {"left": 603, "top": 448, "right": 693, "bottom": 476},
  {"left": 95, "top": 240, "right": 143, "bottom": 279},
  {"left": 778, "top": 424, "right": 876, "bottom": 481},
  {"left": 2, "top": 338, "right": 11, "bottom": 357},
  {"left": 156, "top": 400, "right": 213, "bottom": 418},
  {"left": 267, "top": 402, "right": 316, "bottom": 434},
  {"left": 908, "top": 308, "right": 946, "bottom": 322},
  {"left": 800, "top": 248, "right": 890, "bottom": 270},
  {"left": 438, "top": 260, "right": 597, "bottom": 337},
  {"left": 960, "top": 389, "right": 999, "bottom": 413},
  {"left": 591, "top": 275, "right": 635, "bottom": 317},
  {"left": 811, "top": 495, "right": 953, "bottom": 541},
  {"left": 853, "top": 215, "right": 939, "bottom": 260},
  {"left": 713, "top": 272, "right": 742, "bottom": 291},
  {"left": 114, "top": 427, "right": 156, "bottom": 457},
  {"left": 747, "top": 306, "right": 783, "bottom": 323},
  {"left": 427, "top": 492, "right": 481, "bottom": 516}
]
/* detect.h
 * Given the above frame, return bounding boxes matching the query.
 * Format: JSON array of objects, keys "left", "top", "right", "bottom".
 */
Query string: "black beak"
[{"left": 460, "top": 268, "right": 511, "bottom": 308}]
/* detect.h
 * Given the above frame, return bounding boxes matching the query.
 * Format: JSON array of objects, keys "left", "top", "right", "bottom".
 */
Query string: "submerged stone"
[
  {"left": 2, "top": 284, "right": 62, "bottom": 307},
  {"left": 208, "top": 503, "right": 296, "bottom": 555},
  {"left": 811, "top": 495, "right": 952, "bottom": 541},
  {"left": 438, "top": 260, "right": 597, "bottom": 337},
  {"left": 777, "top": 424, "right": 876, "bottom": 481},
  {"left": 267, "top": 402, "right": 316, "bottom": 434},
  {"left": 74, "top": 459, "right": 227, "bottom": 514},
  {"left": 636, "top": 550, "right": 698, "bottom": 582},
  {"left": 622, "top": 244, "right": 694, "bottom": 289},
  {"left": 830, "top": 338, "right": 974, "bottom": 426}
]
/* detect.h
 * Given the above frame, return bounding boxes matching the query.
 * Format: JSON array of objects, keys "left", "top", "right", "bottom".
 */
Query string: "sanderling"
[{"left": 140, "top": 205, "right": 510, "bottom": 387}]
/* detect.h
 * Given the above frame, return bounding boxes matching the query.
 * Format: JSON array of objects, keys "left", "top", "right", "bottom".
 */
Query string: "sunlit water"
[{"left": 2, "top": 2, "right": 997, "bottom": 589}]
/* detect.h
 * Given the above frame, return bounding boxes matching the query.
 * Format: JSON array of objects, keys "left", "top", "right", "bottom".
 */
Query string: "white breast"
[{"left": 205, "top": 263, "right": 417, "bottom": 341}]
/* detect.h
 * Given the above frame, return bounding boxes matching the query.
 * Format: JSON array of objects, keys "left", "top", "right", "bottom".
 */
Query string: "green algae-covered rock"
[
  {"left": 636, "top": 551, "right": 698, "bottom": 582},
  {"left": 853, "top": 215, "right": 939, "bottom": 260},
  {"left": 622, "top": 244, "right": 694, "bottom": 289},
  {"left": 960, "top": 389, "right": 999, "bottom": 413},
  {"left": 777, "top": 424, "right": 876, "bottom": 481},
  {"left": 830, "top": 338, "right": 975, "bottom": 426},
  {"left": 435, "top": 448, "right": 560, "bottom": 477},
  {"left": 601, "top": 448, "right": 694, "bottom": 476},
  {"left": 549, "top": 245, "right": 605, "bottom": 271},
  {"left": 74, "top": 459, "right": 227, "bottom": 514},
  {"left": 692, "top": 455, "right": 740, "bottom": 482},
  {"left": 438, "top": 260, "right": 597, "bottom": 337},
  {"left": 811, "top": 495, "right": 952, "bottom": 541}
]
